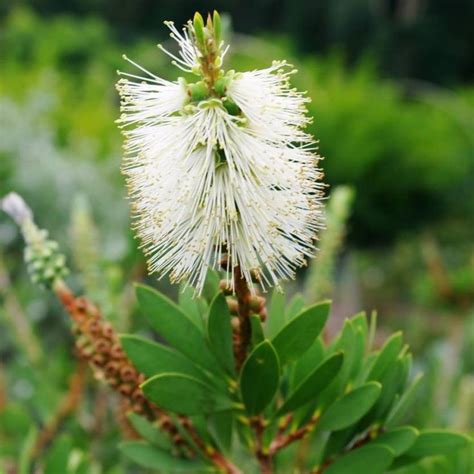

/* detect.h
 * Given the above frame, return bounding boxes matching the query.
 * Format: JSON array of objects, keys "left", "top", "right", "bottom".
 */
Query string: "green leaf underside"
[
  {"left": 250, "top": 315, "right": 265, "bottom": 346},
  {"left": 266, "top": 290, "right": 286, "bottom": 338},
  {"left": 207, "top": 293, "right": 235, "bottom": 375},
  {"left": 119, "top": 441, "right": 205, "bottom": 471},
  {"left": 318, "top": 382, "right": 382, "bottom": 431},
  {"left": 277, "top": 352, "right": 344, "bottom": 416},
  {"left": 141, "top": 373, "right": 232, "bottom": 416},
  {"left": 272, "top": 301, "right": 331, "bottom": 366},
  {"left": 120, "top": 335, "right": 206, "bottom": 381},
  {"left": 373, "top": 426, "right": 418, "bottom": 456},
  {"left": 135, "top": 284, "right": 219, "bottom": 371},
  {"left": 202, "top": 269, "right": 220, "bottom": 303},
  {"left": 323, "top": 445, "right": 394, "bottom": 474},
  {"left": 178, "top": 284, "right": 206, "bottom": 331},
  {"left": 240, "top": 340, "right": 280, "bottom": 415}
]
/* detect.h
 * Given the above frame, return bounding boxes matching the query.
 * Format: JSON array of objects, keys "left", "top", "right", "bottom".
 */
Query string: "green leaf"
[
  {"left": 18, "top": 426, "right": 36, "bottom": 474},
  {"left": 120, "top": 335, "right": 206, "bottom": 381},
  {"left": 286, "top": 293, "right": 305, "bottom": 320},
  {"left": 250, "top": 314, "right": 265, "bottom": 346},
  {"left": 290, "top": 337, "right": 325, "bottom": 390},
  {"left": 404, "top": 430, "right": 471, "bottom": 458},
  {"left": 266, "top": 290, "right": 286, "bottom": 338},
  {"left": 203, "top": 269, "right": 220, "bottom": 303},
  {"left": 213, "top": 10, "right": 222, "bottom": 42},
  {"left": 120, "top": 441, "right": 205, "bottom": 471},
  {"left": 372, "top": 358, "right": 405, "bottom": 421},
  {"left": 318, "top": 320, "right": 356, "bottom": 407},
  {"left": 323, "top": 445, "right": 394, "bottom": 474},
  {"left": 207, "top": 293, "right": 235, "bottom": 375},
  {"left": 44, "top": 436, "right": 73, "bottom": 474},
  {"left": 277, "top": 352, "right": 344, "bottom": 416},
  {"left": 318, "top": 382, "right": 382, "bottom": 431},
  {"left": 351, "top": 311, "right": 368, "bottom": 342},
  {"left": 368, "top": 332, "right": 403, "bottom": 382},
  {"left": 240, "top": 340, "right": 280, "bottom": 415},
  {"left": 178, "top": 284, "right": 206, "bottom": 331},
  {"left": 127, "top": 413, "right": 172, "bottom": 449},
  {"left": 385, "top": 373, "right": 424, "bottom": 429},
  {"left": 209, "top": 411, "right": 233, "bottom": 453},
  {"left": 193, "top": 12, "right": 205, "bottom": 48},
  {"left": 272, "top": 301, "right": 330, "bottom": 366},
  {"left": 135, "top": 284, "right": 218, "bottom": 371},
  {"left": 142, "top": 373, "right": 231, "bottom": 416},
  {"left": 373, "top": 426, "right": 419, "bottom": 456}
]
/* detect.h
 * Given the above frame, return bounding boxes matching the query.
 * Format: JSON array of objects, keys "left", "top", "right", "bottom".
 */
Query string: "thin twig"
[{"left": 52, "top": 279, "right": 241, "bottom": 473}]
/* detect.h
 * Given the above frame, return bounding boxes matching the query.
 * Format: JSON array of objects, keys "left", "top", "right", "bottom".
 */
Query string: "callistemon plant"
[
  {"left": 116, "top": 11, "right": 324, "bottom": 294},
  {"left": 1, "top": 11, "right": 471, "bottom": 474}
]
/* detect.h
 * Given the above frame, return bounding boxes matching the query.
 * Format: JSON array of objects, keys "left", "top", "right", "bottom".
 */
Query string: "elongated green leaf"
[
  {"left": 120, "top": 335, "right": 206, "bottom": 380},
  {"left": 385, "top": 373, "right": 424, "bottom": 429},
  {"left": 318, "top": 382, "right": 382, "bottom": 431},
  {"left": 207, "top": 293, "right": 235, "bottom": 374},
  {"left": 404, "top": 430, "right": 471, "bottom": 458},
  {"left": 350, "top": 312, "right": 368, "bottom": 343},
  {"left": 378, "top": 359, "right": 405, "bottom": 419},
  {"left": 178, "top": 284, "right": 206, "bottom": 331},
  {"left": 272, "top": 301, "right": 330, "bottom": 366},
  {"left": 324, "top": 445, "right": 394, "bottom": 474},
  {"left": 135, "top": 284, "right": 218, "bottom": 371},
  {"left": 318, "top": 320, "right": 356, "bottom": 407},
  {"left": 240, "top": 340, "right": 280, "bottom": 415},
  {"left": 142, "top": 373, "right": 231, "bottom": 416},
  {"left": 266, "top": 290, "right": 286, "bottom": 338},
  {"left": 203, "top": 269, "right": 220, "bottom": 303},
  {"left": 44, "top": 436, "right": 72, "bottom": 474},
  {"left": 250, "top": 314, "right": 265, "bottom": 346},
  {"left": 19, "top": 426, "right": 36, "bottom": 474},
  {"left": 120, "top": 441, "right": 205, "bottom": 471},
  {"left": 290, "top": 337, "right": 325, "bottom": 390},
  {"left": 286, "top": 293, "right": 305, "bottom": 320},
  {"left": 209, "top": 411, "right": 233, "bottom": 453},
  {"left": 373, "top": 426, "right": 419, "bottom": 456},
  {"left": 277, "top": 352, "right": 344, "bottom": 416},
  {"left": 368, "top": 332, "right": 403, "bottom": 382},
  {"left": 127, "top": 413, "right": 172, "bottom": 449}
]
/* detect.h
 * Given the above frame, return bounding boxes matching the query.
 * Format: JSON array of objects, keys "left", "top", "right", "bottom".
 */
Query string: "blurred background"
[{"left": 0, "top": 1, "right": 473, "bottom": 472}]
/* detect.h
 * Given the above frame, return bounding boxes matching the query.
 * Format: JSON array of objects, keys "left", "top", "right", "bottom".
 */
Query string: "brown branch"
[
  {"left": 53, "top": 280, "right": 184, "bottom": 443},
  {"left": 32, "top": 359, "right": 87, "bottom": 459},
  {"left": 233, "top": 266, "right": 252, "bottom": 370},
  {"left": 251, "top": 417, "right": 273, "bottom": 474},
  {"left": 52, "top": 279, "right": 241, "bottom": 473},
  {"left": 269, "top": 413, "right": 320, "bottom": 455},
  {"left": 180, "top": 418, "right": 243, "bottom": 474}
]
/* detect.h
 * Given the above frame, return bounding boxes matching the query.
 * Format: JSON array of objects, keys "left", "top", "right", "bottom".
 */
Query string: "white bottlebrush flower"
[{"left": 116, "top": 13, "right": 325, "bottom": 294}]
